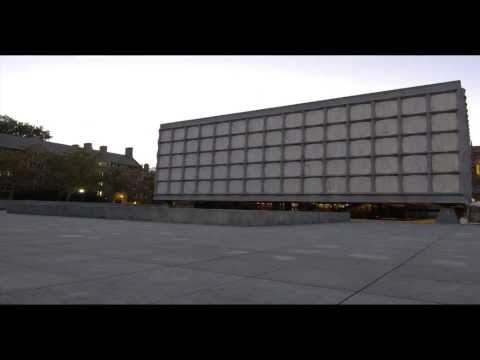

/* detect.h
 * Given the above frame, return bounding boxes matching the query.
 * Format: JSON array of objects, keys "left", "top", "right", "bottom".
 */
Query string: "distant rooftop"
[{"left": 0, "top": 133, "right": 140, "bottom": 167}]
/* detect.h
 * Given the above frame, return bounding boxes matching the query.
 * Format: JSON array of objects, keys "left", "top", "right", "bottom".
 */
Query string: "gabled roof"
[{"left": 0, "top": 133, "right": 140, "bottom": 167}]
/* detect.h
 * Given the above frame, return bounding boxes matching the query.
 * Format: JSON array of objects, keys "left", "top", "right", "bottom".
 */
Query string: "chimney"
[
  {"left": 125, "top": 147, "right": 133, "bottom": 159},
  {"left": 143, "top": 163, "right": 149, "bottom": 171},
  {"left": 100, "top": 146, "right": 107, "bottom": 152},
  {"left": 84, "top": 143, "right": 93, "bottom": 151}
]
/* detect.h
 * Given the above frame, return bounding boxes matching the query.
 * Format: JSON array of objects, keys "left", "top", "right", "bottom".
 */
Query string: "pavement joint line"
[
  {"left": 337, "top": 228, "right": 460, "bottom": 305},
  {"left": 168, "top": 262, "right": 358, "bottom": 298},
  {"left": 346, "top": 291, "right": 445, "bottom": 305},
  {"left": 0, "top": 264, "right": 169, "bottom": 297}
]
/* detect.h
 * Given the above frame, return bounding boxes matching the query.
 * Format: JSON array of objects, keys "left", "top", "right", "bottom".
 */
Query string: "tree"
[
  {"left": 0, "top": 115, "right": 51, "bottom": 140},
  {"left": 45, "top": 150, "right": 101, "bottom": 201}
]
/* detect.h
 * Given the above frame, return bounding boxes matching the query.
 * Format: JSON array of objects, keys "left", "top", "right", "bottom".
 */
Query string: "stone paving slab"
[{"left": 1, "top": 213, "right": 480, "bottom": 304}]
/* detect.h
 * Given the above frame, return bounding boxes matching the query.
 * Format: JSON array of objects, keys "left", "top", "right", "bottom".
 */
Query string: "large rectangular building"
[{"left": 154, "top": 81, "right": 472, "bottom": 205}]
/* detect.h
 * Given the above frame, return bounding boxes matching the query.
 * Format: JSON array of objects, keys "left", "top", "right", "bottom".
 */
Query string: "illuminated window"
[{"left": 477, "top": 163, "right": 480, "bottom": 176}]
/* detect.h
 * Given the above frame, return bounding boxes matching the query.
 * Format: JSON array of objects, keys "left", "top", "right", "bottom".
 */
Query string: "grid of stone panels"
[{"left": 156, "top": 91, "right": 463, "bottom": 197}]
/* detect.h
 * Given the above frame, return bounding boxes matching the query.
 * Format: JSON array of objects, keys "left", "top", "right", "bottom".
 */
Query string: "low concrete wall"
[{"left": 0, "top": 200, "right": 350, "bottom": 226}]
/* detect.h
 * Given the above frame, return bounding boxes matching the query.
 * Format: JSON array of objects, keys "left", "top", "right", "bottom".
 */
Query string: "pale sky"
[{"left": 0, "top": 56, "right": 478, "bottom": 167}]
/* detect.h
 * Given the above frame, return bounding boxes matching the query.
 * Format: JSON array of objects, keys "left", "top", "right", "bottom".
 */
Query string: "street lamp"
[{"left": 78, "top": 188, "right": 85, "bottom": 194}]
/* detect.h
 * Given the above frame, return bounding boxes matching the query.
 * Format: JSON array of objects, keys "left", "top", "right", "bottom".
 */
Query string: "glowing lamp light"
[{"left": 78, "top": 188, "right": 85, "bottom": 194}]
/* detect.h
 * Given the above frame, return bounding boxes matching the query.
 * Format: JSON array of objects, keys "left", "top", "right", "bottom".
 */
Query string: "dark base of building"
[{"left": 154, "top": 200, "right": 467, "bottom": 222}]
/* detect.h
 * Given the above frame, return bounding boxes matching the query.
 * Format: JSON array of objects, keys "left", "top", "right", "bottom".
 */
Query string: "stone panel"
[
  {"left": 376, "top": 176, "right": 399, "bottom": 193},
  {"left": 350, "top": 121, "right": 371, "bottom": 139},
  {"left": 375, "top": 118, "right": 398, "bottom": 136},
  {"left": 327, "top": 107, "right": 346, "bottom": 123},
  {"left": 283, "top": 162, "right": 302, "bottom": 177},
  {"left": 171, "top": 155, "right": 183, "bottom": 167},
  {"left": 157, "top": 169, "right": 169, "bottom": 180},
  {"left": 231, "top": 135, "right": 245, "bottom": 149},
  {"left": 402, "top": 116, "right": 427, "bottom": 134},
  {"left": 431, "top": 93, "right": 457, "bottom": 111},
  {"left": 285, "top": 129, "right": 302, "bottom": 144},
  {"left": 350, "top": 103, "right": 371, "bottom": 120},
  {"left": 185, "top": 153, "right": 197, "bottom": 166},
  {"left": 200, "top": 138, "right": 213, "bottom": 151},
  {"left": 170, "top": 168, "right": 183, "bottom": 180},
  {"left": 350, "top": 177, "right": 371, "bottom": 193},
  {"left": 213, "top": 165, "right": 228, "bottom": 179},
  {"left": 305, "top": 109, "right": 324, "bottom": 126},
  {"left": 159, "top": 142, "right": 171, "bottom": 155},
  {"left": 216, "top": 122, "right": 229, "bottom": 136},
  {"left": 285, "top": 112, "right": 303, "bottom": 128},
  {"left": 199, "top": 152, "right": 213, "bottom": 165},
  {"left": 229, "top": 180, "right": 243, "bottom": 194},
  {"left": 431, "top": 113, "right": 457, "bottom": 132},
  {"left": 283, "top": 179, "right": 301, "bottom": 193},
  {"left": 230, "top": 165, "right": 244, "bottom": 178},
  {"left": 327, "top": 141, "right": 347, "bottom": 158},
  {"left": 304, "top": 160, "right": 323, "bottom": 176},
  {"left": 266, "top": 115, "right": 283, "bottom": 130},
  {"left": 248, "top": 133, "right": 263, "bottom": 147},
  {"left": 214, "top": 151, "right": 228, "bottom": 164},
  {"left": 305, "top": 126, "right": 324, "bottom": 142},
  {"left": 304, "top": 178, "right": 323, "bottom": 193},
  {"left": 215, "top": 136, "right": 229, "bottom": 150},
  {"left": 266, "top": 131, "right": 282, "bottom": 146},
  {"left": 327, "top": 124, "right": 347, "bottom": 140},
  {"left": 213, "top": 180, "right": 227, "bottom": 194},
  {"left": 158, "top": 156, "right": 170, "bottom": 167},
  {"left": 246, "top": 164, "right": 262, "bottom": 178},
  {"left": 375, "top": 138, "right": 398, "bottom": 155},
  {"left": 172, "top": 141, "right": 184, "bottom": 153},
  {"left": 402, "top": 96, "right": 426, "bottom": 115},
  {"left": 403, "top": 175, "right": 428, "bottom": 193},
  {"left": 246, "top": 180, "right": 262, "bottom": 194},
  {"left": 186, "top": 126, "right": 199, "bottom": 139},
  {"left": 186, "top": 140, "right": 198, "bottom": 153},
  {"left": 265, "top": 163, "right": 281, "bottom": 177},
  {"left": 173, "top": 128, "right": 185, "bottom": 140},
  {"left": 402, "top": 135, "right": 427, "bottom": 154},
  {"left": 198, "top": 166, "right": 211, "bottom": 179},
  {"left": 350, "top": 140, "right": 371, "bottom": 156},
  {"left": 284, "top": 145, "right": 302, "bottom": 160},
  {"left": 326, "top": 177, "right": 346, "bottom": 193},
  {"left": 326, "top": 159, "right": 347, "bottom": 175},
  {"left": 183, "top": 181, "right": 196, "bottom": 194},
  {"left": 375, "top": 157, "right": 398, "bottom": 174},
  {"left": 184, "top": 167, "right": 197, "bottom": 180},
  {"left": 375, "top": 100, "right": 397, "bottom": 118},
  {"left": 197, "top": 181, "right": 211, "bottom": 194},
  {"left": 265, "top": 147, "right": 282, "bottom": 161},
  {"left": 432, "top": 133, "right": 458, "bottom": 152},
  {"left": 402, "top": 155, "right": 427, "bottom": 173},
  {"left": 231, "top": 149, "right": 245, "bottom": 163},
  {"left": 432, "top": 153, "right": 459, "bottom": 172},
  {"left": 231, "top": 120, "right": 246, "bottom": 134},
  {"left": 433, "top": 174, "right": 460, "bottom": 193},
  {"left": 170, "top": 182, "right": 182, "bottom": 194},
  {"left": 160, "top": 129, "right": 172, "bottom": 141},
  {"left": 247, "top": 148, "right": 263, "bottom": 162},
  {"left": 201, "top": 124, "right": 214, "bottom": 137},
  {"left": 264, "top": 179, "right": 281, "bottom": 193},
  {"left": 349, "top": 158, "right": 371, "bottom": 175},
  {"left": 305, "top": 143, "right": 324, "bottom": 159},
  {"left": 249, "top": 117, "right": 264, "bottom": 132},
  {"left": 156, "top": 182, "right": 168, "bottom": 194}
]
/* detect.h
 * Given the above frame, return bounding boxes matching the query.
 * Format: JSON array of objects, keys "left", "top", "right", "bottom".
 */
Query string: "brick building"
[
  {"left": 473, "top": 145, "right": 480, "bottom": 201},
  {"left": 0, "top": 133, "right": 151, "bottom": 201}
]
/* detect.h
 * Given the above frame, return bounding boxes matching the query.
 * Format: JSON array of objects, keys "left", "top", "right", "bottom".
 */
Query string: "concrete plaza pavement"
[{"left": 1, "top": 211, "right": 480, "bottom": 304}]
